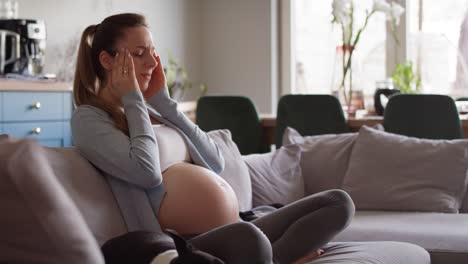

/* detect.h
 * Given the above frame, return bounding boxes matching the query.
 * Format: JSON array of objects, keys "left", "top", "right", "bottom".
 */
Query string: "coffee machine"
[{"left": 0, "top": 19, "right": 46, "bottom": 76}]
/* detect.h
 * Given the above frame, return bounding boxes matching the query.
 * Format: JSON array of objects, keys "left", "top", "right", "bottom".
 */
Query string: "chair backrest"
[
  {"left": 457, "top": 97, "right": 468, "bottom": 101},
  {"left": 275, "top": 94, "right": 349, "bottom": 147},
  {"left": 196, "top": 96, "right": 267, "bottom": 155},
  {"left": 383, "top": 94, "right": 463, "bottom": 140}
]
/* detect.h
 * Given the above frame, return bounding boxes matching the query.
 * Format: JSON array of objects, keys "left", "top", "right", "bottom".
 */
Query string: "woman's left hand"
[{"left": 143, "top": 54, "right": 167, "bottom": 99}]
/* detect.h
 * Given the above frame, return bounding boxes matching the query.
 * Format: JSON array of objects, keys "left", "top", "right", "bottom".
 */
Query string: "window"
[
  {"left": 407, "top": 0, "right": 468, "bottom": 96},
  {"left": 290, "top": 0, "right": 468, "bottom": 98},
  {"left": 294, "top": 0, "right": 387, "bottom": 98}
]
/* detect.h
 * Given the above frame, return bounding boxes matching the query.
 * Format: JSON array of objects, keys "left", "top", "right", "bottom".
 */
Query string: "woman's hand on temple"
[
  {"left": 143, "top": 54, "right": 167, "bottom": 99},
  {"left": 110, "top": 48, "right": 140, "bottom": 98}
]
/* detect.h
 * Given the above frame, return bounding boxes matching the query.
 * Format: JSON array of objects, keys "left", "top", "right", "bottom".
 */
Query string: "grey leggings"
[{"left": 189, "top": 189, "right": 355, "bottom": 264}]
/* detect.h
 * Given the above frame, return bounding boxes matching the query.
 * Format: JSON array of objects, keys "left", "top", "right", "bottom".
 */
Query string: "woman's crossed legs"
[{"left": 190, "top": 189, "right": 355, "bottom": 264}]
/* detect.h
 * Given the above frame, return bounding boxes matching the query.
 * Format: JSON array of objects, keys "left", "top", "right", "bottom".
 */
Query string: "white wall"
[
  {"left": 200, "top": 0, "right": 278, "bottom": 113},
  {"left": 16, "top": 0, "right": 202, "bottom": 100},
  {"left": 13, "top": 0, "right": 279, "bottom": 107}
]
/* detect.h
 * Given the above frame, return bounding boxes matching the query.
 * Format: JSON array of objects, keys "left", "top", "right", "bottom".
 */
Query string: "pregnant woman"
[{"left": 71, "top": 13, "right": 354, "bottom": 264}]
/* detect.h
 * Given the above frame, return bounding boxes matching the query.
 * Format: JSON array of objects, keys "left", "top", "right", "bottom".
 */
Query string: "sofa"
[
  {"left": 0, "top": 130, "right": 437, "bottom": 264},
  {"left": 270, "top": 125, "right": 468, "bottom": 264}
]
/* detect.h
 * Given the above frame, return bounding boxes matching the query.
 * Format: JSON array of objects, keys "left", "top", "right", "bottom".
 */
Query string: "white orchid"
[
  {"left": 331, "top": 0, "right": 405, "bottom": 106},
  {"left": 389, "top": 2, "right": 405, "bottom": 25},
  {"left": 372, "top": 0, "right": 391, "bottom": 13},
  {"left": 332, "top": 0, "right": 352, "bottom": 25},
  {"left": 373, "top": 0, "right": 405, "bottom": 25}
]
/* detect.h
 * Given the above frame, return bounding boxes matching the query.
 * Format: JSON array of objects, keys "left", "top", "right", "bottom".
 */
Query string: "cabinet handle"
[
  {"left": 31, "top": 102, "right": 41, "bottom": 110},
  {"left": 32, "top": 127, "right": 41, "bottom": 135}
]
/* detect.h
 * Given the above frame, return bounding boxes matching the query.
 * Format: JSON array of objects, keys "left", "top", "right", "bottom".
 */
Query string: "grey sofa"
[
  {"left": 44, "top": 147, "right": 430, "bottom": 264},
  {"left": 279, "top": 126, "right": 468, "bottom": 264},
  {"left": 333, "top": 211, "right": 468, "bottom": 264}
]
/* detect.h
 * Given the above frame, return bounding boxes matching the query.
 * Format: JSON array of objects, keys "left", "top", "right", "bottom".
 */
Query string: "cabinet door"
[
  {"left": 63, "top": 121, "right": 71, "bottom": 147},
  {"left": 0, "top": 92, "right": 3, "bottom": 122},
  {"left": 2, "top": 92, "right": 64, "bottom": 121},
  {"left": 3, "top": 121, "right": 65, "bottom": 147},
  {"left": 63, "top": 92, "right": 72, "bottom": 119},
  {"left": 39, "top": 139, "right": 64, "bottom": 147}
]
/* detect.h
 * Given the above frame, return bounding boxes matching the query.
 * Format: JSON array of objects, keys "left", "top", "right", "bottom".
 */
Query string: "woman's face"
[{"left": 114, "top": 26, "right": 158, "bottom": 93}]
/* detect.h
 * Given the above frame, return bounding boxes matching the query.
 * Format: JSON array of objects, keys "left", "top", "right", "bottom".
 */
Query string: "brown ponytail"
[{"left": 73, "top": 13, "right": 148, "bottom": 136}]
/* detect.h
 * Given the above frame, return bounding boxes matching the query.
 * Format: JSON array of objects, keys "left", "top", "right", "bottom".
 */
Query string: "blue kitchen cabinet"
[{"left": 0, "top": 91, "right": 72, "bottom": 147}]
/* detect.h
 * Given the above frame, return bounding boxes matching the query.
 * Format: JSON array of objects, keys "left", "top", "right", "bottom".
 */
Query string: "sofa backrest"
[
  {"left": 462, "top": 191, "right": 468, "bottom": 213},
  {"left": 45, "top": 147, "right": 127, "bottom": 245}
]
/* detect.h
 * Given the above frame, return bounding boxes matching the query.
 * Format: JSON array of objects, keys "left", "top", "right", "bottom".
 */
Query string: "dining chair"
[
  {"left": 457, "top": 97, "right": 468, "bottom": 101},
  {"left": 275, "top": 94, "right": 349, "bottom": 148},
  {"left": 383, "top": 94, "right": 463, "bottom": 140},
  {"left": 195, "top": 96, "right": 269, "bottom": 155}
]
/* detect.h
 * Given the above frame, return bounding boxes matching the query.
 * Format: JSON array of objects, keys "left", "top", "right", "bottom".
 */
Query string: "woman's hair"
[{"left": 73, "top": 13, "right": 148, "bottom": 135}]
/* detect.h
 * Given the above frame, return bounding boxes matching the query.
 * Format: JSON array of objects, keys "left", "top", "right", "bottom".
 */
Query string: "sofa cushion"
[
  {"left": 0, "top": 139, "right": 104, "bottom": 264},
  {"left": 317, "top": 241, "right": 429, "bottom": 264},
  {"left": 343, "top": 126, "right": 468, "bottom": 213},
  {"left": 333, "top": 211, "right": 468, "bottom": 264},
  {"left": 45, "top": 147, "right": 127, "bottom": 246},
  {"left": 462, "top": 193, "right": 468, "bottom": 213},
  {"left": 243, "top": 144, "right": 304, "bottom": 207},
  {"left": 208, "top": 129, "right": 252, "bottom": 211},
  {"left": 282, "top": 127, "right": 357, "bottom": 195}
]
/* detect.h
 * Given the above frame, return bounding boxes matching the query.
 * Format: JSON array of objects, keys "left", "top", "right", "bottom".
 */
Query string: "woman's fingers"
[
  {"left": 126, "top": 49, "right": 135, "bottom": 77},
  {"left": 109, "top": 48, "right": 140, "bottom": 97},
  {"left": 111, "top": 51, "right": 118, "bottom": 79},
  {"left": 122, "top": 49, "right": 127, "bottom": 75}
]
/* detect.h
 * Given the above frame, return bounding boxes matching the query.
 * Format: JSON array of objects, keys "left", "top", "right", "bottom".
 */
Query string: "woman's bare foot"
[{"left": 292, "top": 249, "right": 325, "bottom": 264}]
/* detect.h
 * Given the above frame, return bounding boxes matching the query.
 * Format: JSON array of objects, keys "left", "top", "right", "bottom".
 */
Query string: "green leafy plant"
[
  {"left": 164, "top": 55, "right": 207, "bottom": 100},
  {"left": 391, "top": 61, "right": 421, "bottom": 94}
]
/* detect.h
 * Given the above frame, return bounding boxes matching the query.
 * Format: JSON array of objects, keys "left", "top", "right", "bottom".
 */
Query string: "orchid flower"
[{"left": 331, "top": 0, "right": 405, "bottom": 106}]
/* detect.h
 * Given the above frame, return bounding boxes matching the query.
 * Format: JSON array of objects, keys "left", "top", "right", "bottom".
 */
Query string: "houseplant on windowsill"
[
  {"left": 391, "top": 61, "right": 421, "bottom": 94},
  {"left": 331, "top": 0, "right": 404, "bottom": 116},
  {"left": 164, "top": 55, "right": 207, "bottom": 101}
]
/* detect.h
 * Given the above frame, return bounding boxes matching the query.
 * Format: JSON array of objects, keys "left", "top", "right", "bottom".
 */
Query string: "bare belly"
[{"left": 159, "top": 163, "right": 240, "bottom": 235}]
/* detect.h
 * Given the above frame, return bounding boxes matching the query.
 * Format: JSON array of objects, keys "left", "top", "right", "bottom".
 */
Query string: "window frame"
[{"left": 281, "top": 0, "right": 409, "bottom": 95}]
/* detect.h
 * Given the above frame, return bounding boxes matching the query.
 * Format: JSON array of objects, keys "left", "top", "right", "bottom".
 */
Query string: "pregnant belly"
[{"left": 159, "top": 163, "right": 240, "bottom": 235}]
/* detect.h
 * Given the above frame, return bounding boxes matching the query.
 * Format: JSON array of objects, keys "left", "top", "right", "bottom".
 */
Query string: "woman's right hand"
[{"left": 110, "top": 48, "right": 140, "bottom": 98}]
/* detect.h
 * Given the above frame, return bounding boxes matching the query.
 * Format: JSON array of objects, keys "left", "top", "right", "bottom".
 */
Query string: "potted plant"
[
  {"left": 391, "top": 61, "right": 421, "bottom": 94},
  {"left": 164, "top": 55, "right": 207, "bottom": 101},
  {"left": 331, "top": 0, "right": 405, "bottom": 115}
]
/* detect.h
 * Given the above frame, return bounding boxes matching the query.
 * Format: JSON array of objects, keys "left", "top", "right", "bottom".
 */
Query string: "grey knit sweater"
[{"left": 71, "top": 88, "right": 224, "bottom": 234}]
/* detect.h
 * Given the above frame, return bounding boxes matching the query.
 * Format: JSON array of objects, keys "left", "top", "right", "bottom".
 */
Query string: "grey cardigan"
[{"left": 71, "top": 88, "right": 225, "bottom": 234}]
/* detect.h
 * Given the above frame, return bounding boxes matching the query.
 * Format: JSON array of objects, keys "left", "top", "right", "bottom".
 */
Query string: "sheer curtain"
[{"left": 408, "top": 0, "right": 468, "bottom": 97}]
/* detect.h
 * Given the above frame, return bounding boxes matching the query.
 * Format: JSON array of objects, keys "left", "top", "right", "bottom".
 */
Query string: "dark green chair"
[
  {"left": 456, "top": 97, "right": 468, "bottom": 101},
  {"left": 275, "top": 94, "right": 349, "bottom": 148},
  {"left": 196, "top": 96, "right": 268, "bottom": 155},
  {"left": 383, "top": 94, "right": 463, "bottom": 140}
]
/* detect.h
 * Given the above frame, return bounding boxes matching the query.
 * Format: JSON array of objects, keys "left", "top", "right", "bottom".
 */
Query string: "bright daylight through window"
[{"left": 294, "top": 0, "right": 468, "bottom": 103}]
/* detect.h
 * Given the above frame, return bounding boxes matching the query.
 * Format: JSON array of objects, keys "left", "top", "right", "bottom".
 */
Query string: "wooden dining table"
[
  {"left": 259, "top": 114, "right": 468, "bottom": 146},
  {"left": 178, "top": 101, "right": 468, "bottom": 144}
]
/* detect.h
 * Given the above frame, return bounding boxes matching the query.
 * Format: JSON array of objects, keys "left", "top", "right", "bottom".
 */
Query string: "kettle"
[
  {"left": 374, "top": 88, "right": 400, "bottom": 115},
  {"left": 0, "top": 29, "right": 20, "bottom": 74}
]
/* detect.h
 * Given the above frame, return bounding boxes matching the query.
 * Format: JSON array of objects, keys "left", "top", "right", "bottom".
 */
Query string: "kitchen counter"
[{"left": 0, "top": 79, "right": 72, "bottom": 92}]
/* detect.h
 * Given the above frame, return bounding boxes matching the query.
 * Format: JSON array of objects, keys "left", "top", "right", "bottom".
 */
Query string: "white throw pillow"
[
  {"left": 208, "top": 129, "right": 252, "bottom": 211},
  {"left": 283, "top": 127, "right": 357, "bottom": 196},
  {"left": 243, "top": 144, "right": 304, "bottom": 207},
  {"left": 343, "top": 126, "right": 468, "bottom": 213}
]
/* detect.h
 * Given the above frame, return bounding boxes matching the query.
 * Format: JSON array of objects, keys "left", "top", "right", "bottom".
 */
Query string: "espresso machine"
[{"left": 0, "top": 19, "right": 46, "bottom": 76}]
